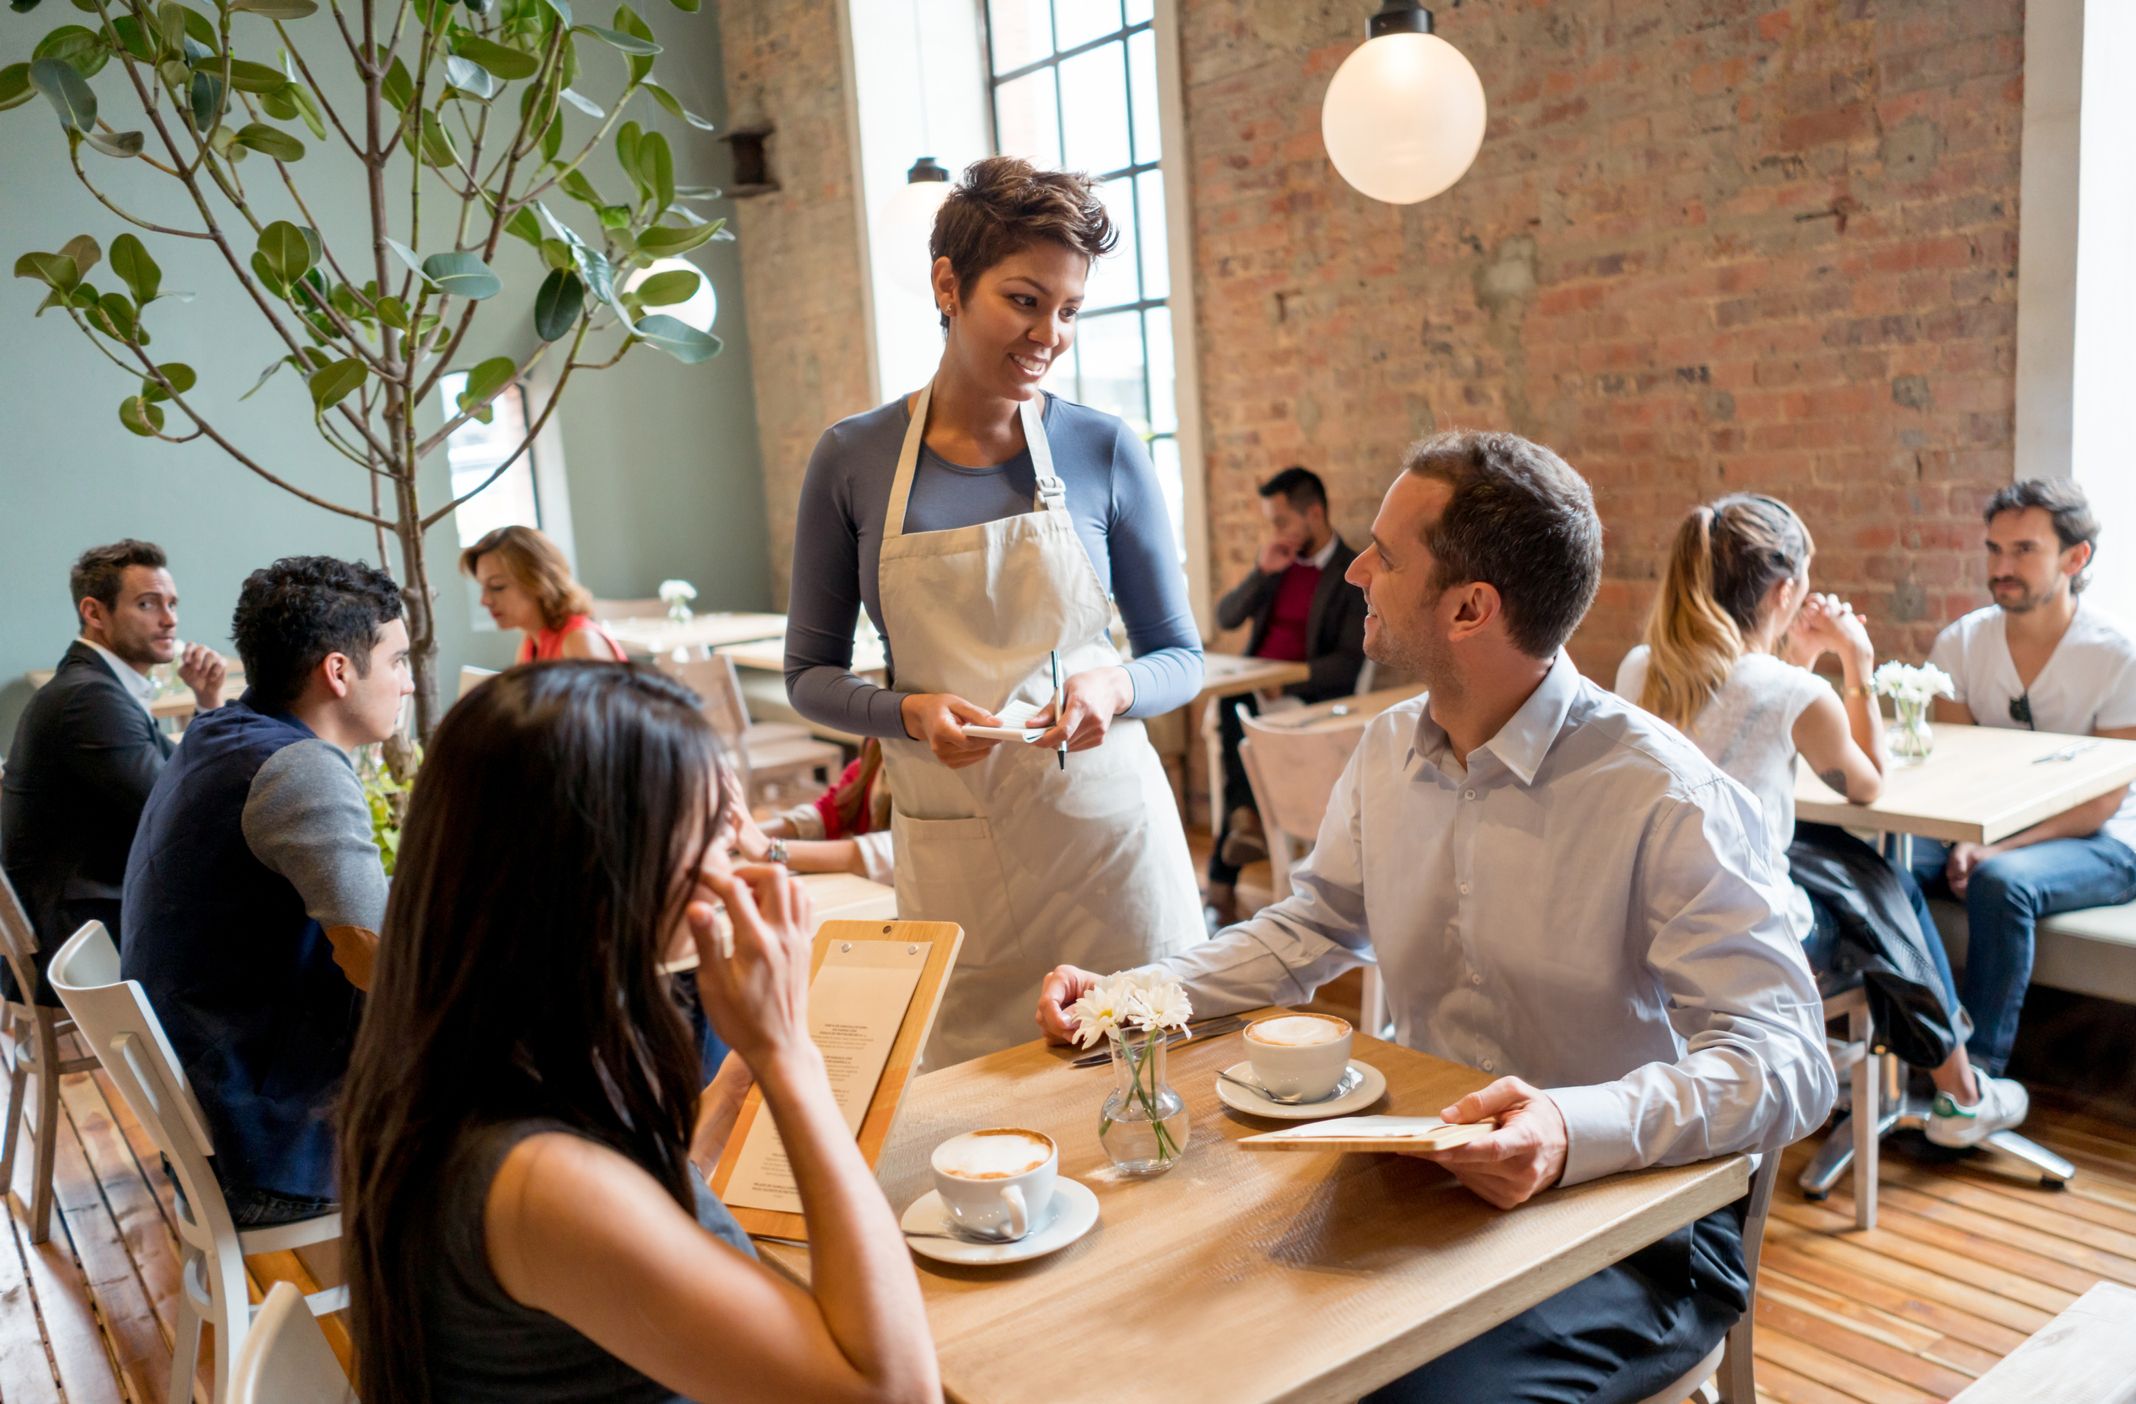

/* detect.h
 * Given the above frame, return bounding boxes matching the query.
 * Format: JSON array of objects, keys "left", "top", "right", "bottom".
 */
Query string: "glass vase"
[
  {"left": 1099, "top": 1030, "right": 1189, "bottom": 1177},
  {"left": 665, "top": 599, "right": 694, "bottom": 624},
  {"left": 1888, "top": 695, "right": 1934, "bottom": 763}
]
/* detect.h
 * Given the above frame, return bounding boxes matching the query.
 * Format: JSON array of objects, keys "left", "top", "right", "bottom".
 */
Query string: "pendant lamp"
[{"left": 1320, "top": 2, "right": 1487, "bottom": 205}]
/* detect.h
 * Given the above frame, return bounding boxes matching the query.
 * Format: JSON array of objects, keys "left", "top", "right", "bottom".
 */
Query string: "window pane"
[
  {"left": 1150, "top": 435, "right": 1185, "bottom": 564},
  {"left": 1072, "top": 309, "right": 1147, "bottom": 429},
  {"left": 1128, "top": 27, "right": 1160, "bottom": 165},
  {"left": 444, "top": 373, "right": 542, "bottom": 550},
  {"left": 1135, "top": 168, "right": 1169, "bottom": 302},
  {"left": 1083, "top": 176, "right": 1139, "bottom": 311},
  {"left": 994, "top": 68, "right": 1061, "bottom": 168},
  {"left": 1125, "top": 0, "right": 1153, "bottom": 22},
  {"left": 1041, "top": 339, "right": 1079, "bottom": 398},
  {"left": 988, "top": 0, "right": 1053, "bottom": 73},
  {"left": 1145, "top": 306, "right": 1176, "bottom": 434},
  {"left": 1052, "top": 0, "right": 1121, "bottom": 51},
  {"left": 1058, "top": 43, "right": 1131, "bottom": 176}
]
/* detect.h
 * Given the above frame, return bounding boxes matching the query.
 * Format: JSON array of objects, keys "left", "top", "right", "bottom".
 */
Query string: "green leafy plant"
[
  {"left": 357, "top": 736, "right": 419, "bottom": 874},
  {"left": 6, "top": 0, "right": 727, "bottom": 738}
]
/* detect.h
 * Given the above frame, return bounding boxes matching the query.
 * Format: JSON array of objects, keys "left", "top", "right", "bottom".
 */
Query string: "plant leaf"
[
  {"left": 454, "top": 34, "right": 540, "bottom": 80},
  {"left": 140, "top": 361, "right": 196, "bottom": 402},
  {"left": 640, "top": 129, "right": 672, "bottom": 212},
  {"left": 256, "top": 219, "right": 314, "bottom": 284},
  {"left": 59, "top": 234, "right": 100, "bottom": 276},
  {"left": 556, "top": 168, "right": 601, "bottom": 205},
  {"left": 557, "top": 85, "right": 602, "bottom": 118},
  {"left": 109, "top": 16, "right": 156, "bottom": 62},
  {"left": 504, "top": 205, "right": 543, "bottom": 246},
  {"left": 287, "top": 81, "right": 325, "bottom": 139},
  {"left": 380, "top": 55, "right": 413, "bottom": 111},
  {"left": 14, "top": 250, "right": 81, "bottom": 292},
  {"left": 632, "top": 313, "right": 718, "bottom": 364},
  {"left": 32, "top": 25, "right": 107, "bottom": 78},
  {"left": 615, "top": 119, "right": 643, "bottom": 198},
  {"left": 28, "top": 58, "right": 95, "bottom": 131},
  {"left": 456, "top": 354, "right": 516, "bottom": 418},
  {"left": 240, "top": 354, "right": 289, "bottom": 399},
  {"left": 612, "top": 3, "right": 654, "bottom": 84},
  {"left": 574, "top": 24, "right": 657, "bottom": 57},
  {"left": 416, "top": 109, "right": 459, "bottom": 167},
  {"left": 188, "top": 71, "right": 225, "bottom": 130},
  {"left": 224, "top": 58, "right": 289, "bottom": 93},
  {"left": 236, "top": 121, "right": 304, "bottom": 160},
  {"left": 420, "top": 251, "right": 501, "bottom": 300},
  {"left": 109, "top": 233, "right": 161, "bottom": 302},
  {"left": 641, "top": 78, "right": 714, "bottom": 131},
  {"left": 631, "top": 266, "right": 697, "bottom": 307},
  {"left": 533, "top": 266, "right": 582, "bottom": 340},
  {"left": 635, "top": 221, "right": 719, "bottom": 258},
  {"left": 442, "top": 55, "right": 499, "bottom": 100},
  {"left": 307, "top": 356, "right": 366, "bottom": 410},
  {"left": 374, "top": 295, "right": 409, "bottom": 330},
  {"left": 381, "top": 237, "right": 432, "bottom": 285},
  {"left": 0, "top": 63, "right": 34, "bottom": 111},
  {"left": 119, "top": 396, "right": 165, "bottom": 436},
  {"left": 229, "top": 0, "right": 318, "bottom": 15},
  {"left": 89, "top": 290, "right": 137, "bottom": 341},
  {"left": 84, "top": 128, "right": 144, "bottom": 157},
  {"left": 665, "top": 0, "right": 696, "bottom": 13},
  {"left": 537, "top": 0, "right": 571, "bottom": 21}
]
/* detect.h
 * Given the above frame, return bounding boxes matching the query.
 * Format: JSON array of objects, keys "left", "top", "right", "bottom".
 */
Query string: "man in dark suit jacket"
[
  {"left": 1, "top": 540, "right": 225, "bottom": 1000},
  {"left": 1206, "top": 467, "right": 1367, "bottom": 922}
]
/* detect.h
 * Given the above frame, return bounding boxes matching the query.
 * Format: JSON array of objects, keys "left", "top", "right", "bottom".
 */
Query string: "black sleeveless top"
[{"left": 417, "top": 1118, "right": 758, "bottom": 1402}]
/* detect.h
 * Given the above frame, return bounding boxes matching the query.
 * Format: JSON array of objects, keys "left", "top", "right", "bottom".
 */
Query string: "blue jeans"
[
  {"left": 1911, "top": 834, "right": 2136, "bottom": 1075},
  {"left": 164, "top": 1159, "right": 336, "bottom": 1227}
]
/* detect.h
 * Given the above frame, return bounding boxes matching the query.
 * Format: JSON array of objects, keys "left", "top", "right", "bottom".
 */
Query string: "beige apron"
[{"left": 878, "top": 385, "right": 1204, "bottom": 1066}]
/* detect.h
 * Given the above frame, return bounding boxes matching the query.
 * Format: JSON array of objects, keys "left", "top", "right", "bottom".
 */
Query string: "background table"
[
  {"left": 760, "top": 1015, "right": 1747, "bottom": 1404},
  {"left": 604, "top": 612, "right": 788, "bottom": 658},
  {"left": 1190, "top": 655, "right": 1311, "bottom": 829},
  {"left": 27, "top": 658, "right": 244, "bottom": 726}
]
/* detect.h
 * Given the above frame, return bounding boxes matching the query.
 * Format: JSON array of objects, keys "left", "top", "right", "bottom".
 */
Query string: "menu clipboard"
[{"left": 710, "top": 919, "right": 962, "bottom": 1241}]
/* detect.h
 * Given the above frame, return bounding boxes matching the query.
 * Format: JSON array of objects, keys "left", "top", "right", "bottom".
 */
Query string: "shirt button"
[
  {"left": 1482, "top": 1059, "right": 1497, "bottom": 1073},
  {"left": 1470, "top": 972, "right": 1482, "bottom": 987},
  {"left": 1464, "top": 789, "right": 1476, "bottom": 800},
  {"left": 1459, "top": 882, "right": 1471, "bottom": 895}
]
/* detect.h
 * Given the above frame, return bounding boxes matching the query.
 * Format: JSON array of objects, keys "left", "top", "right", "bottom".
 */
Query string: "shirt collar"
[
  {"left": 1409, "top": 650, "right": 1582, "bottom": 787},
  {"left": 77, "top": 637, "right": 157, "bottom": 710},
  {"left": 1305, "top": 534, "right": 1340, "bottom": 571}
]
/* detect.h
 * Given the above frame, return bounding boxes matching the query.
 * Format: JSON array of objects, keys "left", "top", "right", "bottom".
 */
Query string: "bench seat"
[{"left": 1929, "top": 899, "right": 2136, "bottom": 1006}]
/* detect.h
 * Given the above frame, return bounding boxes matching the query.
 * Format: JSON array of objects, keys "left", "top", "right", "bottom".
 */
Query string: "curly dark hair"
[
  {"left": 930, "top": 155, "right": 1117, "bottom": 330},
  {"left": 232, "top": 556, "right": 405, "bottom": 711}
]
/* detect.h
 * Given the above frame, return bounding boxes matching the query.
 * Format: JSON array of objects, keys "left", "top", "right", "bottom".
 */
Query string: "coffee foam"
[
  {"left": 934, "top": 1129, "right": 1052, "bottom": 1180},
  {"left": 1246, "top": 1014, "right": 1350, "bottom": 1047}
]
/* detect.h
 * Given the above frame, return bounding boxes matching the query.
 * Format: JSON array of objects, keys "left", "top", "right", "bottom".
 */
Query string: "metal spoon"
[{"left": 1219, "top": 1065, "right": 1363, "bottom": 1106}]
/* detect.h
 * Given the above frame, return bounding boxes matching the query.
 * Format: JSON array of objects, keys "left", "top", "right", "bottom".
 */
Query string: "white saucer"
[
  {"left": 900, "top": 1177, "right": 1099, "bottom": 1266},
  {"left": 1215, "top": 1059, "right": 1387, "bottom": 1120}
]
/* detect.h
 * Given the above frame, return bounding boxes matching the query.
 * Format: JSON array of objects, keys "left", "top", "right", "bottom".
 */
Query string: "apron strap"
[
  {"left": 883, "top": 382, "right": 933, "bottom": 541},
  {"left": 1021, "top": 394, "right": 1068, "bottom": 516},
  {"left": 884, "top": 386, "right": 1063, "bottom": 540}
]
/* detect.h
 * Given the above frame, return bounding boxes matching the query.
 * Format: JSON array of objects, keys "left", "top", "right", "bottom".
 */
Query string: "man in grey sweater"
[{"left": 123, "top": 556, "right": 411, "bottom": 1225}]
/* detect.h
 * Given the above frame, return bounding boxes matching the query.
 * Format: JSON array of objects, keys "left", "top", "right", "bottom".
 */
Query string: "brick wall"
[
  {"left": 1178, "top": 0, "right": 2025, "bottom": 675},
  {"left": 716, "top": 0, "right": 873, "bottom": 607}
]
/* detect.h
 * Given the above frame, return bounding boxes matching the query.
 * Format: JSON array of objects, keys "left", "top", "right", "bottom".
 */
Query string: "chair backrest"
[
  {"left": 457, "top": 665, "right": 498, "bottom": 701},
  {"left": 590, "top": 597, "right": 664, "bottom": 622},
  {"left": 229, "top": 1280, "right": 356, "bottom": 1404},
  {"left": 47, "top": 923, "right": 233, "bottom": 1248},
  {"left": 656, "top": 654, "right": 753, "bottom": 747},
  {"left": 0, "top": 863, "right": 42, "bottom": 1006},
  {"left": 1237, "top": 708, "right": 1367, "bottom": 845}
]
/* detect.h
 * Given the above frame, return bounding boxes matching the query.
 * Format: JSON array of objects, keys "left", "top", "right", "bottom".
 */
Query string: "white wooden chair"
[
  {"left": 229, "top": 1280, "right": 356, "bottom": 1403},
  {"left": 46, "top": 923, "right": 347, "bottom": 1402},
  {"left": 1635, "top": 1148, "right": 1785, "bottom": 1404},
  {"left": 0, "top": 866, "right": 98, "bottom": 1244},
  {"left": 657, "top": 654, "right": 841, "bottom": 804},
  {"left": 1235, "top": 705, "right": 1388, "bottom": 1036}
]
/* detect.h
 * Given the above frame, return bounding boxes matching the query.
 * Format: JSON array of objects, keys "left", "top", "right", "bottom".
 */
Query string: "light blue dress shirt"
[{"left": 1157, "top": 652, "right": 1836, "bottom": 1187}]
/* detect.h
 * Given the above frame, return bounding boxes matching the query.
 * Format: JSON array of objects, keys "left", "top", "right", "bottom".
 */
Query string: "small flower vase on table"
[
  {"left": 1072, "top": 973, "right": 1194, "bottom": 1177},
  {"left": 658, "top": 578, "right": 697, "bottom": 625},
  {"left": 1871, "top": 661, "right": 1955, "bottom": 766}
]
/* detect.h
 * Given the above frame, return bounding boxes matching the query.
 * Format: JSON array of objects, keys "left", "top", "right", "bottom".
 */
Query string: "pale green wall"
[{"left": 0, "top": 2, "right": 767, "bottom": 742}]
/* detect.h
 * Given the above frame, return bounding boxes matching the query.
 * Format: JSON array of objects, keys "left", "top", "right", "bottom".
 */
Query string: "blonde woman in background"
[
  {"left": 1615, "top": 494, "right": 2029, "bottom": 1145},
  {"left": 460, "top": 525, "right": 626, "bottom": 662}
]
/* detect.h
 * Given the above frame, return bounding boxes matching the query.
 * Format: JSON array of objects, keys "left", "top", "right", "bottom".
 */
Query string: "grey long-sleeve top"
[{"left": 784, "top": 393, "right": 1203, "bottom": 737}]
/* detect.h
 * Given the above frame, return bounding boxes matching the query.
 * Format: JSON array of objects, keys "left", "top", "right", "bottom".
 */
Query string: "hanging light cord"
[{"left": 909, "top": 0, "right": 934, "bottom": 155}]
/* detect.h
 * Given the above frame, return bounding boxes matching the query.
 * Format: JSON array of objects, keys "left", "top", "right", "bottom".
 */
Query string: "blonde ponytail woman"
[{"left": 1615, "top": 494, "right": 2029, "bottom": 1144}]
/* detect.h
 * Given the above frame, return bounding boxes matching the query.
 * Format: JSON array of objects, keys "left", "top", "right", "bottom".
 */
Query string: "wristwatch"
[{"left": 766, "top": 838, "right": 790, "bottom": 865}]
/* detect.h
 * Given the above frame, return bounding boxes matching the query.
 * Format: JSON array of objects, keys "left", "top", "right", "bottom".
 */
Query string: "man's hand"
[
  {"left": 1255, "top": 538, "right": 1300, "bottom": 576},
  {"left": 1035, "top": 963, "right": 1105, "bottom": 1044},
  {"left": 1946, "top": 841, "right": 1995, "bottom": 897},
  {"left": 178, "top": 644, "right": 226, "bottom": 709},
  {"left": 1405, "top": 1076, "right": 1569, "bottom": 1210}
]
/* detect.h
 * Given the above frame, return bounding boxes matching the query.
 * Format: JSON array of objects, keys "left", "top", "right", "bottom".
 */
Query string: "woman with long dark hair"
[
  {"left": 340, "top": 662, "right": 937, "bottom": 1402},
  {"left": 1617, "top": 495, "right": 2028, "bottom": 1144}
]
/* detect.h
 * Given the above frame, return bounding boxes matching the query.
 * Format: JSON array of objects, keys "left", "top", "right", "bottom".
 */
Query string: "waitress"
[{"left": 785, "top": 156, "right": 1205, "bottom": 1065}]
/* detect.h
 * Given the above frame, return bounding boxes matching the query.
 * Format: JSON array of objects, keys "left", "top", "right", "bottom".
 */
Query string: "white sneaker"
[{"left": 1925, "top": 1075, "right": 2030, "bottom": 1148}]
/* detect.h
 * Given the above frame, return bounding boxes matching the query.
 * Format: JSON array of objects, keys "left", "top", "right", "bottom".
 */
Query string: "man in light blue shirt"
[{"left": 1039, "top": 431, "right": 1834, "bottom": 1401}]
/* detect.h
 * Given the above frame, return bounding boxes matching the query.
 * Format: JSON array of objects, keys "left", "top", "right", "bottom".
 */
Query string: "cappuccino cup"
[
  {"left": 929, "top": 1128, "right": 1058, "bottom": 1241},
  {"left": 1244, "top": 1013, "right": 1354, "bottom": 1101}
]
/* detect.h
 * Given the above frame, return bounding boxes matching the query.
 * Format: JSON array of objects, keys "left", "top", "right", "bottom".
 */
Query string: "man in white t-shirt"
[{"left": 1917, "top": 479, "right": 2136, "bottom": 1142}]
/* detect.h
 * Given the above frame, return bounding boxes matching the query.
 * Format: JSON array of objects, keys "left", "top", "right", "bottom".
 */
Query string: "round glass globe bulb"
[
  {"left": 883, "top": 176, "right": 952, "bottom": 297},
  {"left": 623, "top": 257, "right": 716, "bottom": 333},
  {"left": 1320, "top": 31, "right": 1487, "bottom": 205}
]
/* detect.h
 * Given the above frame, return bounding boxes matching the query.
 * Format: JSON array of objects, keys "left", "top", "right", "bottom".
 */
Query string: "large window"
[
  {"left": 986, "top": 1, "right": 1184, "bottom": 558},
  {"left": 442, "top": 370, "right": 545, "bottom": 550}
]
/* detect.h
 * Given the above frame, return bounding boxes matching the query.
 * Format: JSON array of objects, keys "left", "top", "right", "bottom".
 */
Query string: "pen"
[{"left": 1051, "top": 649, "right": 1066, "bottom": 771}]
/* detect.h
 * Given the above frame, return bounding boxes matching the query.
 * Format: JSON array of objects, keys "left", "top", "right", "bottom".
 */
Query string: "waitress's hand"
[
  {"left": 1029, "top": 666, "right": 1134, "bottom": 753},
  {"left": 900, "top": 693, "right": 1004, "bottom": 770}
]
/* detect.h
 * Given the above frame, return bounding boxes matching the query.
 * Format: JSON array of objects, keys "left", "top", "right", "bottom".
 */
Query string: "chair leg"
[
  {"left": 0, "top": 1015, "right": 28, "bottom": 1202},
  {"left": 1850, "top": 1006, "right": 1877, "bottom": 1231},
  {"left": 1718, "top": 1315, "right": 1756, "bottom": 1402},
  {"left": 170, "top": 1257, "right": 205, "bottom": 1404},
  {"left": 209, "top": 1245, "right": 253, "bottom": 1400},
  {"left": 27, "top": 1016, "right": 61, "bottom": 1245}
]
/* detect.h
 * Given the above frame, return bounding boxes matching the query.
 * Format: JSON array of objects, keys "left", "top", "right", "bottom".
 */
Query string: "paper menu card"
[
  {"left": 710, "top": 921, "right": 961, "bottom": 1241},
  {"left": 1239, "top": 1115, "right": 1498, "bottom": 1154}
]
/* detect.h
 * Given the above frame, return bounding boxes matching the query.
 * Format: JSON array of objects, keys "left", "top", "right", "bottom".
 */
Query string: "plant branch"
[
  {"left": 508, "top": 91, "right": 637, "bottom": 214},
  {"left": 276, "top": 22, "right": 366, "bottom": 157},
  {"left": 416, "top": 337, "right": 556, "bottom": 455},
  {"left": 421, "top": 320, "right": 590, "bottom": 528},
  {"left": 66, "top": 142, "right": 213, "bottom": 239}
]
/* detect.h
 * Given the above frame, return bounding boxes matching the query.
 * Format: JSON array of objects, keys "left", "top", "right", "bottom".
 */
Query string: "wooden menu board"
[{"left": 710, "top": 919, "right": 960, "bottom": 1241}]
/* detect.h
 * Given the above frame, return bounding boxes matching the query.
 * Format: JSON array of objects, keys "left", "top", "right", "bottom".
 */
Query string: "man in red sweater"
[{"left": 1207, "top": 467, "right": 1367, "bottom": 924}]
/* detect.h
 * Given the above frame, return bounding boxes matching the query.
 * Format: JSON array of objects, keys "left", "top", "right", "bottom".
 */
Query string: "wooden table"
[
  {"left": 1190, "top": 654, "right": 1315, "bottom": 832},
  {"left": 27, "top": 659, "right": 244, "bottom": 725},
  {"left": 603, "top": 612, "right": 789, "bottom": 658},
  {"left": 760, "top": 1015, "right": 1748, "bottom": 1404},
  {"left": 1254, "top": 686, "right": 1417, "bottom": 735},
  {"left": 1793, "top": 721, "right": 2136, "bottom": 862}
]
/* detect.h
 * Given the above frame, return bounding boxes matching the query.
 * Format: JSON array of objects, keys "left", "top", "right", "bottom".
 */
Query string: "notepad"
[
  {"left": 1239, "top": 1115, "right": 1498, "bottom": 1154},
  {"left": 961, "top": 700, "right": 1048, "bottom": 743}
]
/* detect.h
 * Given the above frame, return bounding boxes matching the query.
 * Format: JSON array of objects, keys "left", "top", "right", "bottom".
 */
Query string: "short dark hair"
[
  {"left": 232, "top": 556, "right": 405, "bottom": 711},
  {"left": 1985, "top": 478, "right": 2099, "bottom": 593},
  {"left": 1403, "top": 431, "right": 1602, "bottom": 658},
  {"left": 931, "top": 156, "right": 1117, "bottom": 330},
  {"left": 1258, "top": 466, "right": 1327, "bottom": 515},
  {"left": 70, "top": 539, "right": 167, "bottom": 619}
]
